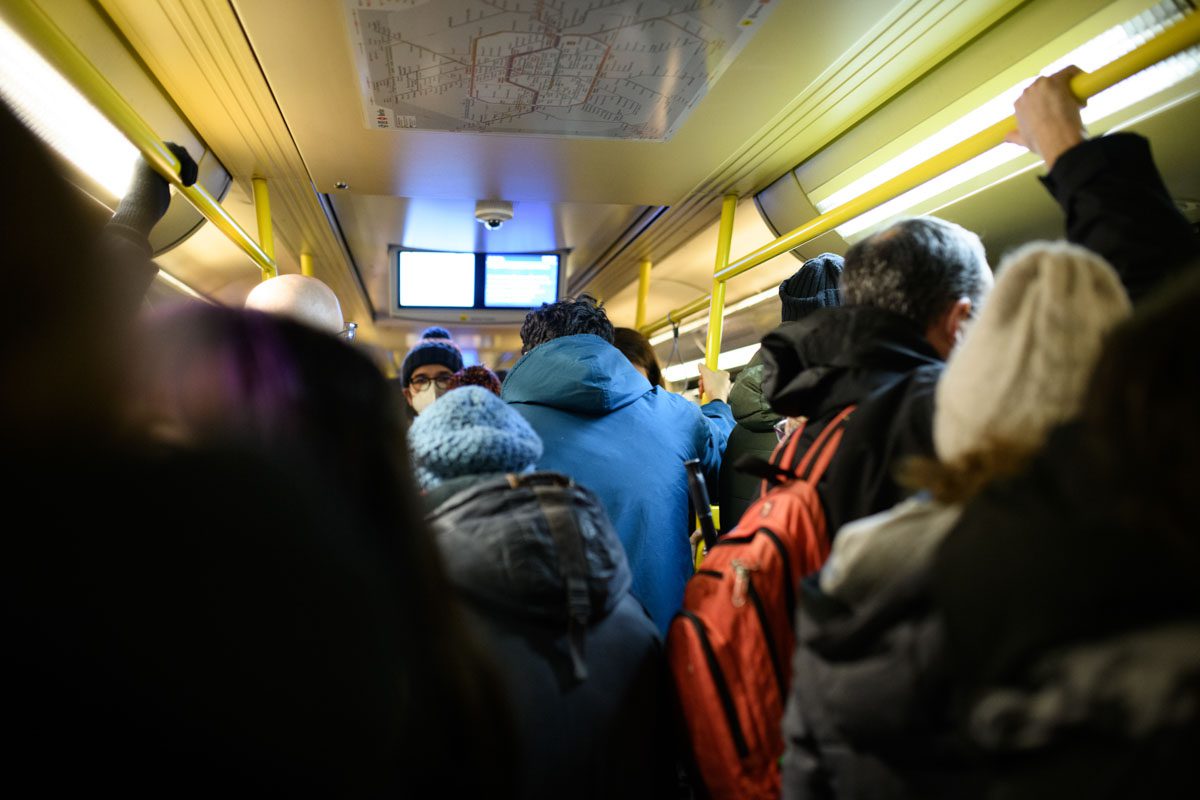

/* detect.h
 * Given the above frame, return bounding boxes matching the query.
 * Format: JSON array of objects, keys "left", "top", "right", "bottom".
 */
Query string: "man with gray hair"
[{"left": 761, "top": 215, "right": 992, "bottom": 535}]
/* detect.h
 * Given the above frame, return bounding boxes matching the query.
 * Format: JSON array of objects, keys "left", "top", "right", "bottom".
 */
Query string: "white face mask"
[{"left": 410, "top": 382, "right": 445, "bottom": 414}]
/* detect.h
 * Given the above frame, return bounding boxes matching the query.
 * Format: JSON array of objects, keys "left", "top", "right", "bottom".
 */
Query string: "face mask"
[{"left": 410, "top": 382, "right": 445, "bottom": 414}]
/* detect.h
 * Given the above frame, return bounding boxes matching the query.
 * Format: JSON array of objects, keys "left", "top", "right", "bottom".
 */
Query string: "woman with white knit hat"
[{"left": 781, "top": 240, "right": 1132, "bottom": 798}]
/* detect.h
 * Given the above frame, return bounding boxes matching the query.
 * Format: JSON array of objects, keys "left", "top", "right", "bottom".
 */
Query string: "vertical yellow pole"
[
  {"left": 300, "top": 252, "right": 314, "bottom": 277},
  {"left": 702, "top": 194, "right": 738, "bottom": 401},
  {"left": 252, "top": 177, "right": 274, "bottom": 280},
  {"left": 635, "top": 259, "right": 652, "bottom": 329}
]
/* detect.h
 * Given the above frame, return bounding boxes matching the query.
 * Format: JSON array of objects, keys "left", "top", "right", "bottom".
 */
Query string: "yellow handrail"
[
  {"left": 704, "top": 195, "right": 738, "bottom": 378},
  {"left": 634, "top": 259, "right": 652, "bottom": 329},
  {"left": 252, "top": 176, "right": 276, "bottom": 271},
  {"left": 640, "top": 10, "right": 1200, "bottom": 336},
  {"left": 2, "top": 0, "right": 278, "bottom": 278}
]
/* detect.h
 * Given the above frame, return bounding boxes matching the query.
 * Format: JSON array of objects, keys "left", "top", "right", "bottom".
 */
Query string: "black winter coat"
[
  {"left": 718, "top": 349, "right": 782, "bottom": 531},
  {"left": 1041, "top": 132, "right": 1198, "bottom": 303},
  {"left": 761, "top": 306, "right": 943, "bottom": 537},
  {"left": 426, "top": 472, "right": 675, "bottom": 800},
  {"left": 781, "top": 568, "right": 982, "bottom": 800}
]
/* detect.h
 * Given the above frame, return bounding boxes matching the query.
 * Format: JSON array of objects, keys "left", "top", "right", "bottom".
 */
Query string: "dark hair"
[
  {"left": 447, "top": 364, "right": 503, "bottom": 396},
  {"left": 138, "top": 306, "right": 516, "bottom": 791},
  {"left": 842, "top": 217, "right": 990, "bottom": 329},
  {"left": 1081, "top": 266, "right": 1200, "bottom": 560},
  {"left": 519, "top": 294, "right": 614, "bottom": 354},
  {"left": 612, "top": 327, "right": 664, "bottom": 387}
]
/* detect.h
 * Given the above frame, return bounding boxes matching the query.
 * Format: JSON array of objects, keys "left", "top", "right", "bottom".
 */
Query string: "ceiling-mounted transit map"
[{"left": 344, "top": 0, "right": 774, "bottom": 140}]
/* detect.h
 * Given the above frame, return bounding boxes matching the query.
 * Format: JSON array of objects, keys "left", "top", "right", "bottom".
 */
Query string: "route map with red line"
[{"left": 344, "top": 0, "right": 774, "bottom": 140}]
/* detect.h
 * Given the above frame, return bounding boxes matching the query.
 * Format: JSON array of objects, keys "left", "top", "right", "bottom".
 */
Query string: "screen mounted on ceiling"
[
  {"left": 485, "top": 254, "right": 559, "bottom": 308},
  {"left": 395, "top": 250, "right": 560, "bottom": 310},
  {"left": 397, "top": 250, "right": 475, "bottom": 308}
]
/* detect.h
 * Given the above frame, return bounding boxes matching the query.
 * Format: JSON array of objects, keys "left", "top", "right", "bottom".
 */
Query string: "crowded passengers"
[{"left": 4, "top": 64, "right": 1199, "bottom": 799}]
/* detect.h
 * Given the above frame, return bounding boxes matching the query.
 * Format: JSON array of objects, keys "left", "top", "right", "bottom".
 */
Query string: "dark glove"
[{"left": 110, "top": 142, "right": 198, "bottom": 237}]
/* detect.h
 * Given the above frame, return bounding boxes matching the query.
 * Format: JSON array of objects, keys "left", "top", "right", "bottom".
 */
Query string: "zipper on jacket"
[
  {"left": 679, "top": 611, "right": 750, "bottom": 759},
  {"left": 745, "top": 575, "right": 786, "bottom": 699}
]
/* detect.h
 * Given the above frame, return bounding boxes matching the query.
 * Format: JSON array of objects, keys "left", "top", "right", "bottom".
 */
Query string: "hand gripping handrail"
[
  {"left": 640, "top": 10, "right": 1200, "bottom": 340},
  {"left": 3, "top": 0, "right": 278, "bottom": 278}
]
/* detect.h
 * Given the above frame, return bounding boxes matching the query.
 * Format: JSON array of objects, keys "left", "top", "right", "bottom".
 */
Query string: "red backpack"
[{"left": 667, "top": 405, "right": 855, "bottom": 800}]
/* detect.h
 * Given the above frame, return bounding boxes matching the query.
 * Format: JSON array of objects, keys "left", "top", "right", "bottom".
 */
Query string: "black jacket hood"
[
  {"left": 760, "top": 306, "right": 944, "bottom": 418},
  {"left": 427, "top": 472, "right": 632, "bottom": 626}
]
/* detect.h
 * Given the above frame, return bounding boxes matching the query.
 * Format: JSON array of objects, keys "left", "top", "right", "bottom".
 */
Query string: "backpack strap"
[
  {"left": 794, "top": 405, "right": 856, "bottom": 485},
  {"left": 759, "top": 416, "right": 809, "bottom": 496},
  {"left": 527, "top": 479, "right": 592, "bottom": 683}
]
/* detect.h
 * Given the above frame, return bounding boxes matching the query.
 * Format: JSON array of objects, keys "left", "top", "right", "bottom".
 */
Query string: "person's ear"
[
  {"left": 926, "top": 298, "right": 973, "bottom": 359},
  {"left": 403, "top": 386, "right": 414, "bottom": 406}
]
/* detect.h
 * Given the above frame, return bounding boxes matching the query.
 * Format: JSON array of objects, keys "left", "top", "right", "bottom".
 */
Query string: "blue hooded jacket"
[{"left": 502, "top": 334, "right": 734, "bottom": 632}]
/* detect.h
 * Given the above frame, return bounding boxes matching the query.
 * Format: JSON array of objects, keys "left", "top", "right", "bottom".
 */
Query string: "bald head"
[{"left": 245, "top": 275, "right": 343, "bottom": 335}]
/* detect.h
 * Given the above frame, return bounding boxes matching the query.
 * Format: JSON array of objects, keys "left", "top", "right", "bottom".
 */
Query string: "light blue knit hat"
[{"left": 408, "top": 385, "right": 544, "bottom": 489}]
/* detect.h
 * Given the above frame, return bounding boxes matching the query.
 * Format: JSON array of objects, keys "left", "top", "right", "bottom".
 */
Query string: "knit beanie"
[
  {"left": 447, "top": 365, "right": 503, "bottom": 396},
  {"left": 245, "top": 274, "right": 343, "bottom": 335},
  {"left": 779, "top": 252, "right": 844, "bottom": 322},
  {"left": 400, "top": 326, "right": 464, "bottom": 386},
  {"left": 408, "top": 386, "right": 543, "bottom": 489},
  {"left": 934, "top": 241, "right": 1131, "bottom": 464}
]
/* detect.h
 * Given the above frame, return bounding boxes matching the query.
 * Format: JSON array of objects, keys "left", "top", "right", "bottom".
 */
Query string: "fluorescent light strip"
[
  {"left": 811, "top": 5, "right": 1200, "bottom": 238},
  {"left": 662, "top": 343, "right": 762, "bottom": 384},
  {"left": 0, "top": 16, "right": 138, "bottom": 197},
  {"left": 648, "top": 285, "right": 779, "bottom": 345},
  {"left": 155, "top": 269, "right": 207, "bottom": 300}
]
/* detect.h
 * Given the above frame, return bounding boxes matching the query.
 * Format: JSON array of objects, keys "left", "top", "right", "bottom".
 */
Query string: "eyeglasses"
[{"left": 410, "top": 374, "right": 454, "bottom": 391}]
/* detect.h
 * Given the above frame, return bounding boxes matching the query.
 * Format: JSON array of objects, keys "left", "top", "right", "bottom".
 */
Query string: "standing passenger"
[
  {"left": 761, "top": 217, "right": 993, "bottom": 535},
  {"left": 399, "top": 326, "right": 464, "bottom": 414},
  {"left": 502, "top": 296, "right": 734, "bottom": 632},
  {"left": 410, "top": 386, "right": 674, "bottom": 800},
  {"left": 612, "top": 327, "right": 666, "bottom": 387},
  {"left": 718, "top": 253, "right": 843, "bottom": 531}
]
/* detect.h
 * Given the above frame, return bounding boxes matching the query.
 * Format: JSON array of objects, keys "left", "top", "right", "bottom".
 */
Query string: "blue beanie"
[{"left": 408, "top": 386, "right": 543, "bottom": 489}]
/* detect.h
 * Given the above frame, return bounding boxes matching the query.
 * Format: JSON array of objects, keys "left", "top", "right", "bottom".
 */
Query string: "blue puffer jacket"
[{"left": 502, "top": 334, "right": 734, "bottom": 632}]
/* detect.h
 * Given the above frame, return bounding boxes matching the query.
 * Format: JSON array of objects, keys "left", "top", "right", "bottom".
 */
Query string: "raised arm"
[
  {"left": 1008, "top": 66, "right": 1200, "bottom": 302},
  {"left": 102, "top": 142, "right": 199, "bottom": 310}
]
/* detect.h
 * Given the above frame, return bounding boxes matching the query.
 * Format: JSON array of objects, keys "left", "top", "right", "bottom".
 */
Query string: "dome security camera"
[{"left": 475, "top": 200, "right": 513, "bottom": 231}]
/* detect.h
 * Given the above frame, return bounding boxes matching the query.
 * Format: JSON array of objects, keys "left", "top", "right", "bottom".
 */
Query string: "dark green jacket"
[{"left": 718, "top": 350, "right": 782, "bottom": 532}]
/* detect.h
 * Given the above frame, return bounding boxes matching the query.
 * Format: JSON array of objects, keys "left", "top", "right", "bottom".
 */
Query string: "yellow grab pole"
[
  {"left": 641, "top": 11, "right": 1200, "bottom": 329},
  {"left": 701, "top": 194, "right": 738, "bottom": 402},
  {"left": 712, "top": 12, "right": 1200, "bottom": 283},
  {"left": 1, "top": 0, "right": 278, "bottom": 279},
  {"left": 300, "top": 252, "right": 314, "bottom": 277},
  {"left": 635, "top": 259, "right": 652, "bottom": 329},
  {"left": 252, "top": 177, "right": 275, "bottom": 273}
]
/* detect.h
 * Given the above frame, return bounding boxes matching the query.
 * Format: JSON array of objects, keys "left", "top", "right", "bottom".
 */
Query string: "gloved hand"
[
  {"left": 698, "top": 364, "right": 732, "bottom": 404},
  {"left": 110, "top": 142, "right": 198, "bottom": 237}
]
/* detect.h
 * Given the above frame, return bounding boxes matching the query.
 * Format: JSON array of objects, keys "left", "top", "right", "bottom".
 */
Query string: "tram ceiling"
[{"left": 230, "top": 0, "right": 1023, "bottom": 205}]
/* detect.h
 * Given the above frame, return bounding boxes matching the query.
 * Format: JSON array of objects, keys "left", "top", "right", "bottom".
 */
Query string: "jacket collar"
[{"left": 761, "top": 306, "right": 943, "bottom": 418}]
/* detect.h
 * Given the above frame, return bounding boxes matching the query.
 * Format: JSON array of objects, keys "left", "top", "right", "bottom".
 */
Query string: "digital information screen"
[
  {"left": 397, "top": 251, "right": 475, "bottom": 307},
  {"left": 484, "top": 254, "right": 559, "bottom": 308}
]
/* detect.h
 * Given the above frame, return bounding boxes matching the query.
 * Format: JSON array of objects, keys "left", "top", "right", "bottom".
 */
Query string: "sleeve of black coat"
[
  {"left": 1041, "top": 133, "right": 1200, "bottom": 304},
  {"left": 99, "top": 226, "right": 160, "bottom": 316}
]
